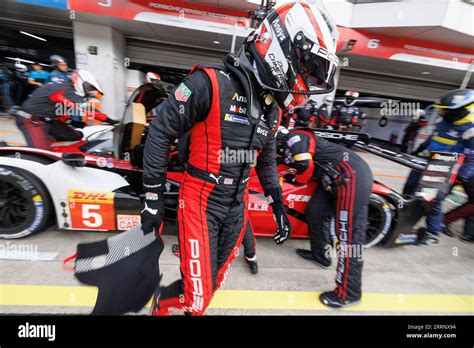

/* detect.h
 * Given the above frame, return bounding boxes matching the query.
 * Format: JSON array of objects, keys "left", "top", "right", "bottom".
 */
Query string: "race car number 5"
[
  {"left": 68, "top": 190, "right": 116, "bottom": 230},
  {"left": 82, "top": 204, "right": 103, "bottom": 228}
]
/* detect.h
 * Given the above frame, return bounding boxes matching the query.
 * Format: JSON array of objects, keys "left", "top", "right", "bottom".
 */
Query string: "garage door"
[
  {"left": 126, "top": 38, "right": 224, "bottom": 70},
  {"left": 338, "top": 69, "right": 460, "bottom": 101}
]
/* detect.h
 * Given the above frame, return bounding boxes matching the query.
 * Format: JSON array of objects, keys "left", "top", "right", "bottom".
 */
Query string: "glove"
[
  {"left": 141, "top": 177, "right": 166, "bottom": 234},
  {"left": 321, "top": 174, "right": 333, "bottom": 191},
  {"left": 283, "top": 173, "right": 297, "bottom": 184},
  {"left": 265, "top": 187, "right": 291, "bottom": 245},
  {"left": 104, "top": 117, "right": 121, "bottom": 127}
]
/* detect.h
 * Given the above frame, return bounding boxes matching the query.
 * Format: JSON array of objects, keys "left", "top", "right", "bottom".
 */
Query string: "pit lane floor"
[{"left": 0, "top": 128, "right": 472, "bottom": 314}]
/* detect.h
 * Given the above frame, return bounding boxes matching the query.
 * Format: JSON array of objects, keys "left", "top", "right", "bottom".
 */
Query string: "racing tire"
[
  {"left": 365, "top": 193, "right": 393, "bottom": 248},
  {"left": 0, "top": 166, "right": 52, "bottom": 239}
]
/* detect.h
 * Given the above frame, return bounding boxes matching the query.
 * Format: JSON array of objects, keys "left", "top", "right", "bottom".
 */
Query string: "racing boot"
[
  {"left": 245, "top": 255, "right": 258, "bottom": 275},
  {"left": 319, "top": 290, "right": 361, "bottom": 309},
  {"left": 296, "top": 249, "right": 331, "bottom": 269},
  {"left": 460, "top": 234, "right": 474, "bottom": 243},
  {"left": 417, "top": 228, "right": 439, "bottom": 246}
]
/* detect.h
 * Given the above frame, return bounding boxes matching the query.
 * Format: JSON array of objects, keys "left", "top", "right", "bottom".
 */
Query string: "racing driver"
[
  {"left": 141, "top": 1, "right": 340, "bottom": 316},
  {"left": 281, "top": 128, "right": 372, "bottom": 309},
  {"left": 73, "top": 0, "right": 339, "bottom": 316}
]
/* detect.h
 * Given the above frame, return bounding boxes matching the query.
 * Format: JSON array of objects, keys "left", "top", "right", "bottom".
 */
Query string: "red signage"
[
  {"left": 338, "top": 27, "right": 474, "bottom": 66},
  {"left": 69, "top": 0, "right": 250, "bottom": 26}
]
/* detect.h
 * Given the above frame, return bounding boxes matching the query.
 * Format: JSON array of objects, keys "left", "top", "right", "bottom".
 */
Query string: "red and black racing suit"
[
  {"left": 333, "top": 104, "right": 365, "bottom": 131},
  {"left": 143, "top": 66, "right": 281, "bottom": 315},
  {"left": 21, "top": 81, "right": 110, "bottom": 142},
  {"left": 316, "top": 104, "right": 335, "bottom": 129},
  {"left": 284, "top": 129, "right": 372, "bottom": 301}
]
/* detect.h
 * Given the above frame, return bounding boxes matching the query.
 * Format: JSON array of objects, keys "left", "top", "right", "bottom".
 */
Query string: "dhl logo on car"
[{"left": 68, "top": 190, "right": 114, "bottom": 204}]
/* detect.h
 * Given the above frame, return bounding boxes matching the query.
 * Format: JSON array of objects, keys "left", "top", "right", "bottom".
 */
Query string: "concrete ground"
[{"left": 0, "top": 116, "right": 473, "bottom": 315}]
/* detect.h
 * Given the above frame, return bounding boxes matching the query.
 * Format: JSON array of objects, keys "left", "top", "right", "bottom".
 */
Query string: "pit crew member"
[
  {"left": 281, "top": 128, "right": 373, "bottom": 309},
  {"left": 403, "top": 89, "right": 474, "bottom": 245},
  {"left": 19, "top": 70, "right": 118, "bottom": 143}
]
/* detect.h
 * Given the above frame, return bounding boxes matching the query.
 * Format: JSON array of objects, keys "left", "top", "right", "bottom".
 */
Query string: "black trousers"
[
  {"left": 46, "top": 119, "right": 83, "bottom": 141},
  {"left": 242, "top": 220, "right": 256, "bottom": 258},
  {"left": 305, "top": 158, "right": 372, "bottom": 301}
]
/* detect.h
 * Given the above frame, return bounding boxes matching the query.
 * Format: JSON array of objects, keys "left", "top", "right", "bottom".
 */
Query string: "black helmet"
[
  {"left": 434, "top": 89, "right": 474, "bottom": 123},
  {"left": 275, "top": 126, "right": 290, "bottom": 158},
  {"left": 293, "top": 106, "right": 312, "bottom": 127}
]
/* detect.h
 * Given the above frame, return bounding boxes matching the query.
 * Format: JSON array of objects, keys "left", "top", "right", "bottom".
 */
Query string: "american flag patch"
[{"left": 175, "top": 82, "right": 192, "bottom": 102}]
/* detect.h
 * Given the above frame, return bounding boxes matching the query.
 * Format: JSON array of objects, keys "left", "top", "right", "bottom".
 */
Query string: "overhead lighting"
[
  {"left": 421, "top": 71, "right": 430, "bottom": 75},
  {"left": 5, "top": 57, "right": 48, "bottom": 66},
  {"left": 213, "top": 40, "right": 220, "bottom": 44},
  {"left": 19, "top": 31, "right": 47, "bottom": 42}
]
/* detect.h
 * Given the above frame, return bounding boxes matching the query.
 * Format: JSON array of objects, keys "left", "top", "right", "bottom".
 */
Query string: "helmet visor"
[{"left": 296, "top": 48, "right": 337, "bottom": 91}]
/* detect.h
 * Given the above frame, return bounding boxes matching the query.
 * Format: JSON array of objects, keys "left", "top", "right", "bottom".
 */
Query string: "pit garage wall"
[
  {"left": 73, "top": 22, "right": 126, "bottom": 120},
  {"left": 337, "top": 65, "right": 466, "bottom": 144}
]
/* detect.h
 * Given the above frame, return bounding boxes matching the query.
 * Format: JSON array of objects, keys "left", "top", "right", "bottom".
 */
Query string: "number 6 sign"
[{"left": 68, "top": 190, "right": 116, "bottom": 230}]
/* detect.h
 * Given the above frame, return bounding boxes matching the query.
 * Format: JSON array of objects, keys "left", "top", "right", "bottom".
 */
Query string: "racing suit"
[
  {"left": 404, "top": 115, "right": 474, "bottom": 235},
  {"left": 284, "top": 129, "right": 372, "bottom": 301},
  {"left": 45, "top": 69, "right": 71, "bottom": 84},
  {"left": 143, "top": 60, "right": 283, "bottom": 315},
  {"left": 332, "top": 104, "right": 365, "bottom": 131},
  {"left": 317, "top": 104, "right": 335, "bottom": 129},
  {"left": 242, "top": 220, "right": 257, "bottom": 259},
  {"left": 20, "top": 81, "right": 111, "bottom": 141}
]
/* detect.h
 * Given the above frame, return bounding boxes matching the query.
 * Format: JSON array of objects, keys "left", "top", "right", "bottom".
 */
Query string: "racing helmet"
[
  {"left": 418, "top": 114, "right": 428, "bottom": 127},
  {"left": 275, "top": 126, "right": 290, "bottom": 157},
  {"left": 14, "top": 62, "right": 28, "bottom": 72},
  {"left": 323, "top": 95, "right": 334, "bottom": 105},
  {"left": 71, "top": 70, "right": 104, "bottom": 98},
  {"left": 245, "top": 1, "right": 339, "bottom": 110},
  {"left": 50, "top": 55, "right": 66, "bottom": 68},
  {"left": 434, "top": 89, "right": 474, "bottom": 124},
  {"left": 294, "top": 100, "right": 316, "bottom": 127},
  {"left": 344, "top": 90, "right": 359, "bottom": 106},
  {"left": 145, "top": 71, "right": 161, "bottom": 83}
]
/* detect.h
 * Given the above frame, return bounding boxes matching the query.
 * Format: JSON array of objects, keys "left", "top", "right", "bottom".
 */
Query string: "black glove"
[
  {"left": 283, "top": 173, "right": 297, "bottom": 184},
  {"left": 141, "top": 177, "right": 166, "bottom": 234},
  {"left": 265, "top": 187, "right": 291, "bottom": 245},
  {"left": 321, "top": 174, "right": 333, "bottom": 191},
  {"left": 104, "top": 117, "right": 121, "bottom": 127}
]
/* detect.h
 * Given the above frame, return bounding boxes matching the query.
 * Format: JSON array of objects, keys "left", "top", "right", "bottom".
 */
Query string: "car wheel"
[
  {"left": 365, "top": 193, "right": 393, "bottom": 248},
  {"left": 0, "top": 166, "right": 52, "bottom": 238}
]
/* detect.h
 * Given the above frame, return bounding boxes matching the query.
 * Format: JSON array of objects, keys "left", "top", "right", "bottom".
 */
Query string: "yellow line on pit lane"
[{"left": 0, "top": 284, "right": 473, "bottom": 313}]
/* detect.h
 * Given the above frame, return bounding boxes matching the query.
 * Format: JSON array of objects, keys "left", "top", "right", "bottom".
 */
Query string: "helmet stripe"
[{"left": 301, "top": 2, "right": 326, "bottom": 49}]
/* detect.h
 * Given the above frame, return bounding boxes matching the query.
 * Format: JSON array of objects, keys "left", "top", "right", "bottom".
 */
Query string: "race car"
[{"left": 0, "top": 82, "right": 461, "bottom": 247}]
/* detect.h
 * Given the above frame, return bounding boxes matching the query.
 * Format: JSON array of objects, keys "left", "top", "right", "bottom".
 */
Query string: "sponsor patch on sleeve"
[
  {"left": 287, "top": 135, "right": 301, "bottom": 147},
  {"left": 175, "top": 82, "right": 192, "bottom": 102}
]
